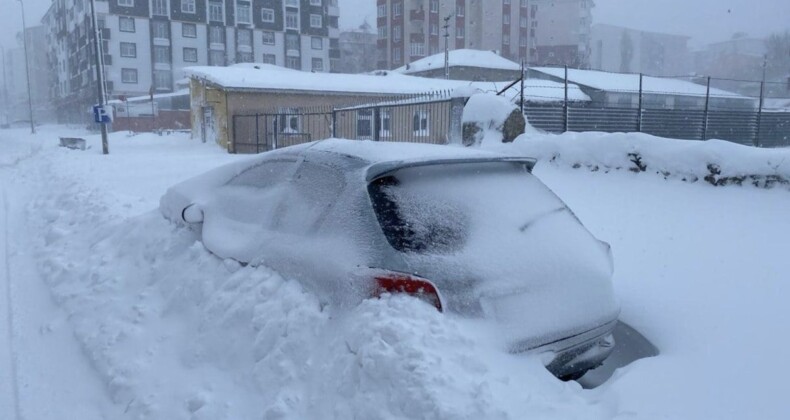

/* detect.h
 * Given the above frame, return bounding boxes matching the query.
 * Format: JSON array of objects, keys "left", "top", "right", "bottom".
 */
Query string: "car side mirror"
[{"left": 181, "top": 204, "right": 204, "bottom": 224}]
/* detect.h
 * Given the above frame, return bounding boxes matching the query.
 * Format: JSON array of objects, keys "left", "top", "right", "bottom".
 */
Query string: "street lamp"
[
  {"left": 1, "top": 46, "right": 9, "bottom": 126},
  {"left": 17, "top": 0, "right": 35, "bottom": 134}
]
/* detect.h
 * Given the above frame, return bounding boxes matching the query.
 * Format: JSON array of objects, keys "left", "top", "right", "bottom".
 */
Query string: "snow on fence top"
[
  {"left": 183, "top": 64, "right": 589, "bottom": 103},
  {"left": 394, "top": 49, "right": 522, "bottom": 73},
  {"left": 531, "top": 67, "right": 747, "bottom": 99}
]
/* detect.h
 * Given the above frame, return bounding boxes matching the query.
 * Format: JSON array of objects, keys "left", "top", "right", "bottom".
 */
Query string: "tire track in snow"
[{"left": 0, "top": 187, "right": 22, "bottom": 420}]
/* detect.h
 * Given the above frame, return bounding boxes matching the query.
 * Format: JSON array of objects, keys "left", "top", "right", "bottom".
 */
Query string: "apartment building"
[
  {"left": 376, "top": 0, "right": 593, "bottom": 70},
  {"left": 42, "top": 0, "right": 340, "bottom": 123},
  {"left": 591, "top": 24, "right": 690, "bottom": 77}
]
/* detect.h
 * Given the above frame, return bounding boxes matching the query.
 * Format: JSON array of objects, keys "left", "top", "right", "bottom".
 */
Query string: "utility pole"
[
  {"left": 0, "top": 46, "right": 9, "bottom": 126},
  {"left": 89, "top": 0, "right": 109, "bottom": 154},
  {"left": 443, "top": 14, "right": 452, "bottom": 80},
  {"left": 17, "top": 0, "right": 35, "bottom": 134}
]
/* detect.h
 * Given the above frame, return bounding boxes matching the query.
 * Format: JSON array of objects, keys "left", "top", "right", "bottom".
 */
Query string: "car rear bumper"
[{"left": 511, "top": 319, "right": 618, "bottom": 379}]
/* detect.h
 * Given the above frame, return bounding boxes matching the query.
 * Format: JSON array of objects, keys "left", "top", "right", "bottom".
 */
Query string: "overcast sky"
[{"left": 1, "top": 0, "right": 788, "bottom": 51}]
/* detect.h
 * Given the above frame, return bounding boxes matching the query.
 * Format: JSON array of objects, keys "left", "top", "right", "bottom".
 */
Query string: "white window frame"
[
  {"left": 236, "top": 1, "right": 251, "bottom": 24},
  {"left": 119, "top": 16, "right": 135, "bottom": 32},
  {"left": 311, "top": 36, "right": 323, "bottom": 50},
  {"left": 209, "top": 1, "right": 224, "bottom": 22},
  {"left": 182, "top": 23, "right": 197, "bottom": 38},
  {"left": 183, "top": 47, "right": 198, "bottom": 62},
  {"left": 377, "top": 5, "right": 386, "bottom": 17},
  {"left": 262, "top": 31, "right": 275, "bottom": 45},
  {"left": 262, "top": 53, "right": 276, "bottom": 64},
  {"left": 181, "top": 0, "right": 196, "bottom": 13},
  {"left": 310, "top": 0, "right": 321, "bottom": 5},
  {"left": 261, "top": 8, "right": 275, "bottom": 23},
  {"left": 120, "top": 42, "right": 136, "bottom": 58},
  {"left": 285, "top": 11, "right": 299, "bottom": 29},
  {"left": 152, "top": 0, "right": 168, "bottom": 16},
  {"left": 237, "top": 29, "right": 252, "bottom": 47},
  {"left": 413, "top": 110, "right": 429, "bottom": 136},
  {"left": 310, "top": 14, "right": 322, "bottom": 28},
  {"left": 121, "top": 68, "right": 138, "bottom": 83},
  {"left": 311, "top": 57, "right": 323, "bottom": 71},
  {"left": 152, "top": 21, "right": 169, "bottom": 39},
  {"left": 118, "top": 0, "right": 134, "bottom": 7}
]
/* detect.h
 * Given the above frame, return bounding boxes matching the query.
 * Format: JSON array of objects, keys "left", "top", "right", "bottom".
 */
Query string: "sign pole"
[{"left": 89, "top": 0, "right": 109, "bottom": 154}]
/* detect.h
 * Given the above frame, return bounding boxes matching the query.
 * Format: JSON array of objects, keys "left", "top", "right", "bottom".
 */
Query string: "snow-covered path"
[{"left": 0, "top": 129, "right": 115, "bottom": 420}]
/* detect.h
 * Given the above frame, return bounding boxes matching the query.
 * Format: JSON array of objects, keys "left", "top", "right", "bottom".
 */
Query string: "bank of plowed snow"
[{"left": 7, "top": 127, "right": 790, "bottom": 419}]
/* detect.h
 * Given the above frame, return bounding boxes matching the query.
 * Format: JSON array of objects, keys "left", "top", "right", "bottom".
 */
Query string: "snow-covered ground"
[{"left": 1, "top": 126, "right": 788, "bottom": 419}]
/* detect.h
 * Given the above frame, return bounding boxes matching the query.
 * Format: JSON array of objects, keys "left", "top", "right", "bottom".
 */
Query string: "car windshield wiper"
[{"left": 519, "top": 207, "right": 568, "bottom": 233}]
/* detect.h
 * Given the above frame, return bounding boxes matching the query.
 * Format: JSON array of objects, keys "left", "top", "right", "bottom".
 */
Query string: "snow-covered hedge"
[{"left": 500, "top": 132, "right": 790, "bottom": 188}]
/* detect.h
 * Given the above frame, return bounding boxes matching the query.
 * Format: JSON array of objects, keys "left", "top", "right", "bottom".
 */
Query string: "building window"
[
  {"left": 209, "top": 1, "right": 224, "bottom": 22},
  {"left": 152, "top": 21, "right": 170, "bottom": 39},
  {"left": 413, "top": 110, "right": 429, "bottom": 136},
  {"left": 520, "top": 16, "right": 527, "bottom": 28},
  {"left": 238, "top": 52, "right": 253, "bottom": 62},
  {"left": 377, "top": 4, "right": 386, "bottom": 17},
  {"left": 153, "top": 70, "right": 171, "bottom": 89},
  {"left": 356, "top": 109, "right": 372, "bottom": 138},
  {"left": 410, "top": 42, "right": 424, "bottom": 56},
  {"left": 310, "top": 0, "right": 321, "bottom": 5},
  {"left": 286, "top": 10, "right": 299, "bottom": 29},
  {"left": 262, "top": 53, "right": 276, "bottom": 64},
  {"left": 261, "top": 8, "right": 275, "bottom": 23},
  {"left": 285, "top": 33, "right": 299, "bottom": 51},
  {"left": 209, "top": 50, "right": 225, "bottom": 66},
  {"left": 311, "top": 57, "right": 323, "bottom": 71},
  {"left": 393, "top": 25, "right": 401, "bottom": 40},
  {"left": 121, "top": 68, "right": 137, "bottom": 83},
  {"left": 285, "top": 0, "right": 298, "bottom": 6},
  {"left": 262, "top": 31, "right": 275, "bottom": 45},
  {"left": 153, "top": 46, "right": 170, "bottom": 63},
  {"left": 152, "top": 0, "right": 168, "bottom": 16},
  {"left": 503, "top": 14, "right": 510, "bottom": 25},
  {"left": 378, "top": 25, "right": 387, "bottom": 39},
  {"left": 285, "top": 56, "right": 300, "bottom": 70},
  {"left": 237, "top": 29, "right": 252, "bottom": 47},
  {"left": 429, "top": 0, "right": 438, "bottom": 13},
  {"left": 181, "top": 0, "right": 195, "bottom": 13},
  {"left": 183, "top": 47, "right": 198, "bottom": 62},
  {"left": 311, "top": 36, "right": 322, "bottom": 50},
  {"left": 310, "top": 14, "right": 322, "bottom": 28},
  {"left": 119, "top": 16, "right": 135, "bottom": 32},
  {"left": 392, "top": 2, "right": 401, "bottom": 16},
  {"left": 430, "top": 23, "right": 438, "bottom": 35},
  {"left": 120, "top": 42, "right": 136, "bottom": 58},
  {"left": 503, "top": 34, "right": 510, "bottom": 45},
  {"left": 456, "top": 26, "right": 464, "bottom": 38},
  {"left": 456, "top": 5, "right": 464, "bottom": 16},
  {"left": 118, "top": 0, "right": 134, "bottom": 7},
  {"left": 379, "top": 109, "right": 391, "bottom": 137},
  {"left": 182, "top": 23, "right": 197, "bottom": 37},
  {"left": 209, "top": 26, "right": 224, "bottom": 44},
  {"left": 392, "top": 47, "right": 401, "bottom": 64},
  {"left": 237, "top": 1, "right": 251, "bottom": 24}
]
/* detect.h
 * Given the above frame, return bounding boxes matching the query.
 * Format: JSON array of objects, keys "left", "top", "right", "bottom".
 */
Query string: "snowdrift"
[{"left": 504, "top": 131, "right": 790, "bottom": 188}]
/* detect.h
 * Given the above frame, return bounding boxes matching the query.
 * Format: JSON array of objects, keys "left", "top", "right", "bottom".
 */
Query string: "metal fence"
[
  {"left": 513, "top": 69, "right": 790, "bottom": 148},
  {"left": 232, "top": 91, "right": 463, "bottom": 153}
]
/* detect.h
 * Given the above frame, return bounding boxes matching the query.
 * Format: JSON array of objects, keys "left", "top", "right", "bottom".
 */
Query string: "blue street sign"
[{"left": 92, "top": 105, "right": 112, "bottom": 124}]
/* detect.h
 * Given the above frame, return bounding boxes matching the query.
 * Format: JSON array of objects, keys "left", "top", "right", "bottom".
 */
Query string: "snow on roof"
[
  {"left": 394, "top": 49, "right": 521, "bottom": 74},
  {"left": 107, "top": 89, "right": 190, "bottom": 105},
  {"left": 531, "top": 67, "right": 747, "bottom": 99},
  {"left": 184, "top": 65, "right": 589, "bottom": 102}
]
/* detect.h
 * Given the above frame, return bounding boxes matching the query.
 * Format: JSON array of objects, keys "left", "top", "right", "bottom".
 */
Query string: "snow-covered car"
[{"left": 160, "top": 139, "right": 620, "bottom": 380}]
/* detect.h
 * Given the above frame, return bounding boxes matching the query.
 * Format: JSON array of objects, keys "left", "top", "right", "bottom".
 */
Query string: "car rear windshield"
[{"left": 368, "top": 161, "right": 565, "bottom": 254}]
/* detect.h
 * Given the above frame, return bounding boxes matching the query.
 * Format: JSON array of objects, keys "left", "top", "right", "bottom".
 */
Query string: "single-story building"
[
  {"left": 394, "top": 49, "right": 522, "bottom": 82},
  {"left": 107, "top": 90, "right": 190, "bottom": 132},
  {"left": 527, "top": 67, "right": 756, "bottom": 110},
  {"left": 185, "top": 63, "right": 588, "bottom": 152}
]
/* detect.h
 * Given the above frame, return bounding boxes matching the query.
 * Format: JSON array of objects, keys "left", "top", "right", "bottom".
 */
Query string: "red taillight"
[{"left": 371, "top": 273, "right": 443, "bottom": 312}]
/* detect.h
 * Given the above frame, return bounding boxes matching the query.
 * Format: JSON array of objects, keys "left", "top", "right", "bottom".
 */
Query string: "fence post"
[
  {"left": 637, "top": 73, "right": 643, "bottom": 132},
  {"left": 373, "top": 106, "right": 381, "bottom": 141},
  {"left": 255, "top": 114, "right": 260, "bottom": 153},
  {"left": 702, "top": 76, "right": 711, "bottom": 140},
  {"left": 331, "top": 109, "right": 337, "bottom": 138},
  {"left": 448, "top": 95, "right": 467, "bottom": 145},
  {"left": 273, "top": 117, "right": 278, "bottom": 150},
  {"left": 564, "top": 65, "right": 569, "bottom": 133},
  {"left": 755, "top": 81, "right": 765, "bottom": 147}
]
